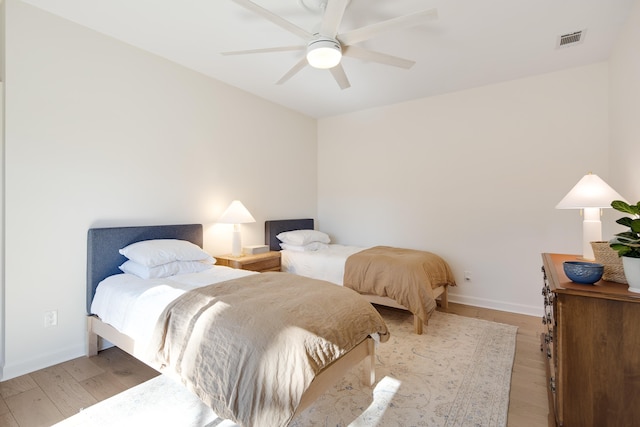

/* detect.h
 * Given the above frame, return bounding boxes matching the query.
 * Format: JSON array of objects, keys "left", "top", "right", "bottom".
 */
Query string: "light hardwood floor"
[{"left": 0, "top": 303, "right": 549, "bottom": 427}]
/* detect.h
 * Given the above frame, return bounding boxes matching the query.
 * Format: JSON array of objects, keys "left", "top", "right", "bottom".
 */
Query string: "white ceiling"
[{"left": 22, "top": 0, "right": 634, "bottom": 118}]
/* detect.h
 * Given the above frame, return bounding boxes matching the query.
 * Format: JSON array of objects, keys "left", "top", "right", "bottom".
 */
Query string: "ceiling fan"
[{"left": 223, "top": 0, "right": 438, "bottom": 89}]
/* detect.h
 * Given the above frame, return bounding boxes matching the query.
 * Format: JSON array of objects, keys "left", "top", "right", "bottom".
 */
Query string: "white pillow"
[
  {"left": 119, "top": 239, "right": 214, "bottom": 267},
  {"left": 280, "top": 242, "right": 329, "bottom": 252},
  {"left": 276, "top": 230, "right": 330, "bottom": 246},
  {"left": 119, "top": 259, "right": 214, "bottom": 279}
]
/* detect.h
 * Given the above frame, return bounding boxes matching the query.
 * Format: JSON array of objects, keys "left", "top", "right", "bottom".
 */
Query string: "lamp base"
[
  {"left": 582, "top": 208, "right": 601, "bottom": 261},
  {"left": 231, "top": 229, "right": 242, "bottom": 257}
]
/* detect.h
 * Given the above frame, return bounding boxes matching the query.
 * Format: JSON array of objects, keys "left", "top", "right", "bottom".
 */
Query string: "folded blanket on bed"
[
  {"left": 146, "top": 272, "right": 389, "bottom": 427},
  {"left": 344, "top": 246, "right": 456, "bottom": 324}
]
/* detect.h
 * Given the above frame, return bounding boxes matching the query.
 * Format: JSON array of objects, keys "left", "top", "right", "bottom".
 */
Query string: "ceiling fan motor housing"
[{"left": 306, "top": 36, "right": 342, "bottom": 69}]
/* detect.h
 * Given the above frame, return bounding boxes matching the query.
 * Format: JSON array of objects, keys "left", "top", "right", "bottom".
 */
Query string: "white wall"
[
  {"left": 1, "top": 0, "right": 317, "bottom": 380},
  {"left": 0, "top": 79, "right": 4, "bottom": 380},
  {"left": 0, "top": 0, "right": 6, "bottom": 384},
  {"left": 609, "top": 0, "right": 640, "bottom": 201},
  {"left": 318, "top": 63, "right": 612, "bottom": 315}
]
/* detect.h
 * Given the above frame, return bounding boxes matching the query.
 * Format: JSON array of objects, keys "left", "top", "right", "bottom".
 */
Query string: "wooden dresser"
[{"left": 541, "top": 253, "right": 640, "bottom": 427}]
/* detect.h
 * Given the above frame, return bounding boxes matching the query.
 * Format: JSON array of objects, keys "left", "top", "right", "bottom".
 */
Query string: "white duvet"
[
  {"left": 90, "top": 265, "right": 256, "bottom": 356},
  {"left": 280, "top": 244, "right": 367, "bottom": 285}
]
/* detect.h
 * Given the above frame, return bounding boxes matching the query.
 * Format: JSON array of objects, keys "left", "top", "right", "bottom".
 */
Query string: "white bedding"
[
  {"left": 281, "top": 244, "right": 367, "bottom": 285},
  {"left": 90, "top": 265, "right": 256, "bottom": 357}
]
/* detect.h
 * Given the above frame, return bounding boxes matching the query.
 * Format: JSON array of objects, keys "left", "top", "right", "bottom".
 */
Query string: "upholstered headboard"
[
  {"left": 86, "top": 224, "right": 203, "bottom": 314},
  {"left": 264, "top": 219, "right": 314, "bottom": 251}
]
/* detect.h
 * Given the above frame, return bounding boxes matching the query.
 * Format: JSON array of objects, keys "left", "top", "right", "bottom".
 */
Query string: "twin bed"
[
  {"left": 86, "top": 221, "right": 455, "bottom": 426},
  {"left": 86, "top": 223, "right": 388, "bottom": 427},
  {"left": 265, "top": 218, "right": 456, "bottom": 335}
]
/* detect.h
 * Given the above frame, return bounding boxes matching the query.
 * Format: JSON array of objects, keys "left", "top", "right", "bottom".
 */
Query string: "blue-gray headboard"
[
  {"left": 86, "top": 224, "right": 203, "bottom": 314},
  {"left": 264, "top": 218, "right": 314, "bottom": 251}
]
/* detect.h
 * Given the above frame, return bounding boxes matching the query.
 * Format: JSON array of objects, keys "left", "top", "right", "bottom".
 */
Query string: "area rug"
[{"left": 55, "top": 309, "right": 517, "bottom": 427}]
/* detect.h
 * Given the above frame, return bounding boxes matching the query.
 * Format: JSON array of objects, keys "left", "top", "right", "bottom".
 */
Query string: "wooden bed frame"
[
  {"left": 85, "top": 223, "right": 376, "bottom": 420},
  {"left": 265, "top": 218, "right": 449, "bottom": 335}
]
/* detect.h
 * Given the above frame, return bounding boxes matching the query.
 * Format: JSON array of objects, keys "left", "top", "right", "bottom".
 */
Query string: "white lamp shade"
[
  {"left": 555, "top": 173, "right": 626, "bottom": 209},
  {"left": 218, "top": 200, "right": 255, "bottom": 224}
]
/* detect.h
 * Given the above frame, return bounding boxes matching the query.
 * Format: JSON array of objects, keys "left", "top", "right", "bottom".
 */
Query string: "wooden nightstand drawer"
[
  {"left": 215, "top": 251, "right": 281, "bottom": 272},
  {"left": 240, "top": 255, "right": 280, "bottom": 272}
]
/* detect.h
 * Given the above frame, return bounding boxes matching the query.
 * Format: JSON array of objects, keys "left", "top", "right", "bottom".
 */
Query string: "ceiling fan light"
[{"left": 306, "top": 37, "right": 342, "bottom": 69}]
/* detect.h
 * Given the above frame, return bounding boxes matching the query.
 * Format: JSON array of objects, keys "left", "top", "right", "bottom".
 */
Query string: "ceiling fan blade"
[
  {"left": 221, "top": 46, "right": 304, "bottom": 56},
  {"left": 339, "top": 8, "right": 438, "bottom": 46},
  {"left": 231, "top": 0, "right": 313, "bottom": 41},
  {"left": 276, "top": 57, "right": 308, "bottom": 85},
  {"left": 320, "top": 0, "right": 349, "bottom": 37},
  {"left": 329, "top": 64, "right": 351, "bottom": 90},
  {"left": 343, "top": 45, "right": 415, "bottom": 69}
]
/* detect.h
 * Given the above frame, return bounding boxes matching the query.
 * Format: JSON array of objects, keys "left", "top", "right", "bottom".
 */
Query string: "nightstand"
[{"left": 215, "top": 251, "right": 281, "bottom": 272}]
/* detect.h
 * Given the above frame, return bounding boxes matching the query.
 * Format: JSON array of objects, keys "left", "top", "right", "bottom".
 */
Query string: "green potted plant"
[{"left": 609, "top": 200, "right": 640, "bottom": 292}]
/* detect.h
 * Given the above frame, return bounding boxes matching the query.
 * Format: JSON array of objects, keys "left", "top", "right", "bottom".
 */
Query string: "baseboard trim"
[
  {"left": 1, "top": 343, "right": 85, "bottom": 381},
  {"left": 447, "top": 294, "right": 543, "bottom": 317}
]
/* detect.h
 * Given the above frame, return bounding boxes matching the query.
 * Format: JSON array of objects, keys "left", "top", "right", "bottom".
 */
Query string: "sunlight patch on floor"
[{"left": 350, "top": 376, "right": 402, "bottom": 427}]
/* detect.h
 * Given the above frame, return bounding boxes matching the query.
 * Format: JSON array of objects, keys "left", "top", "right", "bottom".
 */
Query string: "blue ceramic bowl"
[{"left": 563, "top": 261, "right": 604, "bottom": 284}]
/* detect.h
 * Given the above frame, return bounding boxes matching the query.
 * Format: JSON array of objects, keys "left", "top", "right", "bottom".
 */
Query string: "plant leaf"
[
  {"left": 610, "top": 243, "right": 632, "bottom": 256},
  {"left": 614, "top": 231, "right": 640, "bottom": 241},
  {"left": 612, "top": 200, "right": 633, "bottom": 213},
  {"left": 617, "top": 217, "right": 634, "bottom": 227}
]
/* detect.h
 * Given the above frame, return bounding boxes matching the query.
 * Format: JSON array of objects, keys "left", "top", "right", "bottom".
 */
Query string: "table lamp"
[
  {"left": 556, "top": 173, "right": 625, "bottom": 260},
  {"left": 218, "top": 200, "right": 255, "bottom": 257}
]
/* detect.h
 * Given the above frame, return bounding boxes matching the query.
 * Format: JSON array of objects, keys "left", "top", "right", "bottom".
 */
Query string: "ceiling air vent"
[{"left": 557, "top": 30, "right": 586, "bottom": 48}]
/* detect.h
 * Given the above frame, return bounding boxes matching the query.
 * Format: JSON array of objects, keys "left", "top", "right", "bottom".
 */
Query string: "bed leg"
[
  {"left": 413, "top": 315, "right": 423, "bottom": 335},
  {"left": 86, "top": 316, "right": 98, "bottom": 357},
  {"left": 441, "top": 286, "right": 449, "bottom": 310},
  {"left": 363, "top": 339, "right": 375, "bottom": 387}
]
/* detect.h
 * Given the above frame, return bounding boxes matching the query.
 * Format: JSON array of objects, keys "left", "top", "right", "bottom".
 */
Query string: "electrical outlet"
[
  {"left": 44, "top": 310, "right": 58, "bottom": 327},
  {"left": 464, "top": 271, "right": 472, "bottom": 281}
]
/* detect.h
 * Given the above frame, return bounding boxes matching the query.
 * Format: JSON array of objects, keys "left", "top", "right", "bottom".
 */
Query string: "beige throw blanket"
[
  {"left": 147, "top": 272, "right": 389, "bottom": 427},
  {"left": 344, "top": 246, "right": 456, "bottom": 325}
]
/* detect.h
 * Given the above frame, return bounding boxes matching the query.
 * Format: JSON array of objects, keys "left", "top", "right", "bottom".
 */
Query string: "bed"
[
  {"left": 86, "top": 223, "right": 389, "bottom": 427},
  {"left": 265, "top": 219, "right": 456, "bottom": 335}
]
